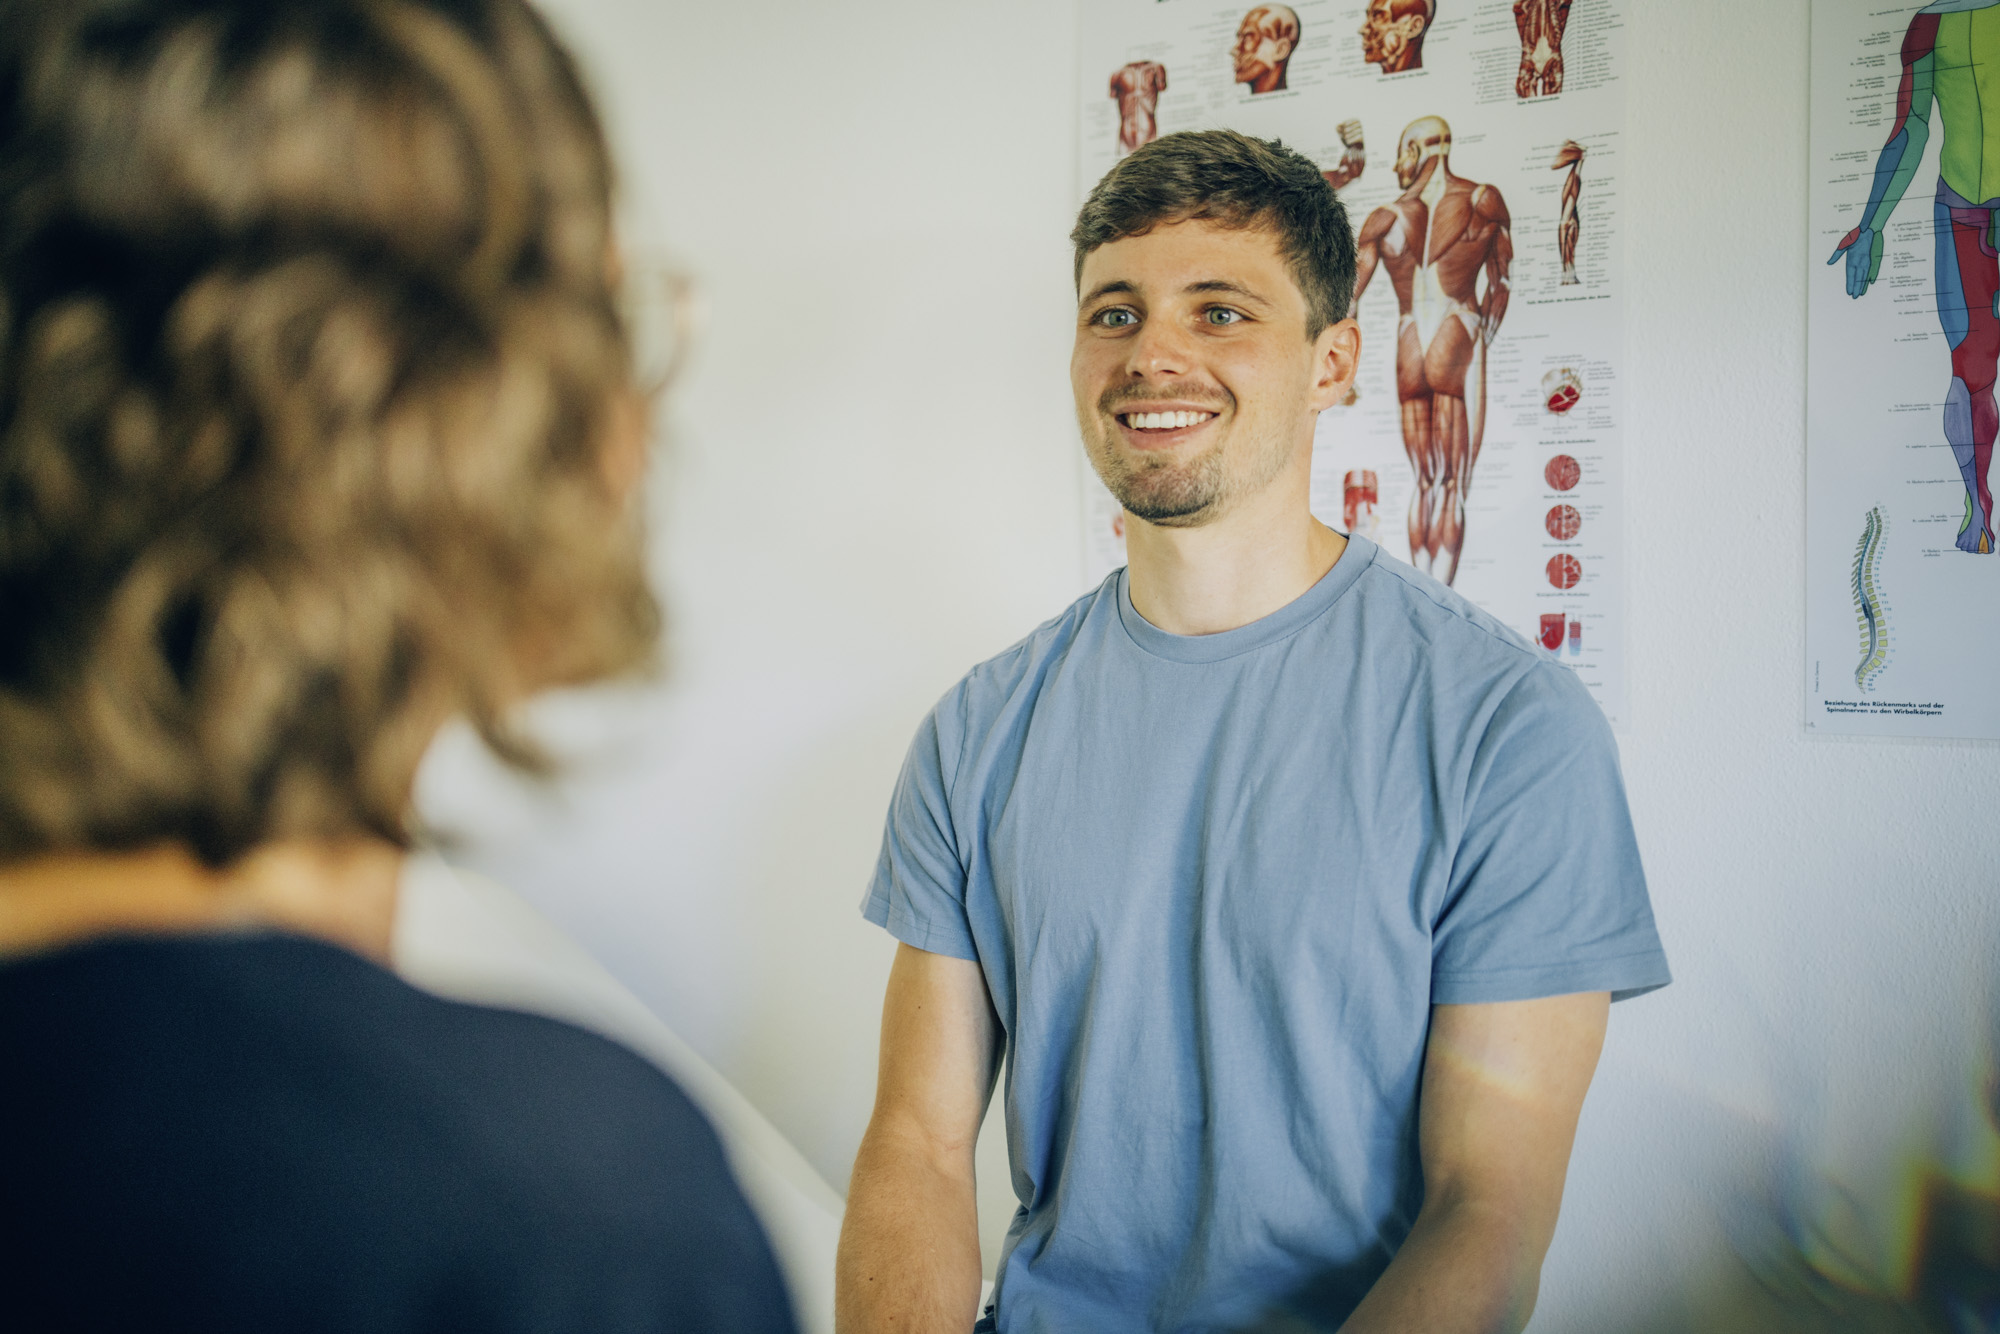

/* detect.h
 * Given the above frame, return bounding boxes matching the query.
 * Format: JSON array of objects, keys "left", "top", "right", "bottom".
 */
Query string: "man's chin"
[
  {"left": 1117, "top": 486, "right": 1222, "bottom": 528},
  {"left": 1128, "top": 506, "right": 1216, "bottom": 530}
]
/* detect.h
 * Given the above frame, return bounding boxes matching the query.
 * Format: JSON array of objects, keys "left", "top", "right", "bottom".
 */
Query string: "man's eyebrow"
[
  {"left": 1080, "top": 279, "right": 1138, "bottom": 305},
  {"left": 1184, "top": 279, "right": 1272, "bottom": 307}
]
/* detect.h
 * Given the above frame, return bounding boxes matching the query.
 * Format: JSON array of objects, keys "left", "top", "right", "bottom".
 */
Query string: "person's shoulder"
[
  {"left": 7, "top": 934, "right": 724, "bottom": 1177},
  {"left": 1351, "top": 551, "right": 1546, "bottom": 672},
  {"left": 1347, "top": 549, "right": 1601, "bottom": 728},
  {"left": 0, "top": 935, "right": 796, "bottom": 1331},
  {"left": 929, "top": 571, "right": 1121, "bottom": 734},
  {"left": 324, "top": 943, "right": 734, "bottom": 1183}
]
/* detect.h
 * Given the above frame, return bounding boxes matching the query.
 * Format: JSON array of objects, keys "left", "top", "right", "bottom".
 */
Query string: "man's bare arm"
[
  {"left": 1338, "top": 991, "right": 1609, "bottom": 1334},
  {"left": 836, "top": 944, "right": 1001, "bottom": 1333}
]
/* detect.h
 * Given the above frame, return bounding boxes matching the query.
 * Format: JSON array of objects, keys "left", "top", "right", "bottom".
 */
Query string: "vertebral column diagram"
[
  {"left": 1513, "top": 0, "right": 1572, "bottom": 98},
  {"left": 1111, "top": 61, "right": 1168, "bottom": 158},
  {"left": 1852, "top": 506, "right": 1891, "bottom": 691},
  {"left": 1830, "top": 0, "right": 2000, "bottom": 555},
  {"left": 1352, "top": 116, "right": 1514, "bottom": 585},
  {"left": 1552, "top": 141, "right": 1584, "bottom": 286}
]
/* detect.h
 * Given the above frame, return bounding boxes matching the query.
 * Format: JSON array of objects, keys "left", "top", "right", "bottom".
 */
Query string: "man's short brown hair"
[
  {"left": 0, "top": 0, "right": 658, "bottom": 865},
  {"left": 1070, "top": 129, "right": 1357, "bottom": 336}
]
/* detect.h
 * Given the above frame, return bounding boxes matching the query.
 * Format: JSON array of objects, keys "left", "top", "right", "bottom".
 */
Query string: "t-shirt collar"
[{"left": 1115, "top": 532, "right": 1379, "bottom": 664}]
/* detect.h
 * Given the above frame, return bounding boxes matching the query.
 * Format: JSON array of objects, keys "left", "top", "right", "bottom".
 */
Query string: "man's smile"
[{"left": 1112, "top": 405, "right": 1220, "bottom": 448}]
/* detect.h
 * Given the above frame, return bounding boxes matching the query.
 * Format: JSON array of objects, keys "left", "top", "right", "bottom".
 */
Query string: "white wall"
[{"left": 418, "top": 0, "right": 2000, "bottom": 1325}]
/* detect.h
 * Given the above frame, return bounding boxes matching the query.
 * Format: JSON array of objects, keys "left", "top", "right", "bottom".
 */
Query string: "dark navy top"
[{"left": 0, "top": 931, "right": 797, "bottom": 1334}]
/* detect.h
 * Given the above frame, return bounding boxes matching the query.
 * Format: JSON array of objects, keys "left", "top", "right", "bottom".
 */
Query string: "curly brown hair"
[{"left": 0, "top": 0, "right": 660, "bottom": 866}]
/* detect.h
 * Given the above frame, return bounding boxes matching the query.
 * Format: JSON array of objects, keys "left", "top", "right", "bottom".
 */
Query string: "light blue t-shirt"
[{"left": 862, "top": 535, "right": 1669, "bottom": 1333}]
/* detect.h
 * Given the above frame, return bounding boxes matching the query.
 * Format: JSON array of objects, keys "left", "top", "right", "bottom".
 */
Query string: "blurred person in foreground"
[
  {"left": 0, "top": 2, "right": 795, "bottom": 1330},
  {"left": 838, "top": 131, "right": 1669, "bottom": 1333}
]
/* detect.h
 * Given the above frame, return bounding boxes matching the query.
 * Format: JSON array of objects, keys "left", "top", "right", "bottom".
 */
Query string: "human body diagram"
[
  {"left": 1233, "top": 6, "right": 1299, "bottom": 94},
  {"left": 1830, "top": 0, "right": 2000, "bottom": 555},
  {"left": 1110, "top": 61, "right": 1168, "bottom": 158},
  {"left": 1323, "top": 119, "right": 1366, "bottom": 191},
  {"left": 1353, "top": 117, "right": 1513, "bottom": 585},
  {"left": 1513, "top": 0, "right": 1572, "bottom": 98},
  {"left": 1553, "top": 139, "right": 1584, "bottom": 284},
  {"left": 1359, "top": 0, "right": 1433, "bottom": 74}
]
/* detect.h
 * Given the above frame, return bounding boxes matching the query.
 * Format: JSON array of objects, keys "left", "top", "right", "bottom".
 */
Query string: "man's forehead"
[{"left": 1079, "top": 218, "right": 1294, "bottom": 292}]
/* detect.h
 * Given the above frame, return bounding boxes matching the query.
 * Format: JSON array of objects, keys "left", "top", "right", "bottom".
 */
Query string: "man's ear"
[{"left": 1309, "top": 317, "right": 1362, "bottom": 411}]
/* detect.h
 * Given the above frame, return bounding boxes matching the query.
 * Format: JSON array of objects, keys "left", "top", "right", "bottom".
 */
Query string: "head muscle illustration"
[
  {"left": 1233, "top": 5, "right": 1301, "bottom": 94},
  {"left": 1359, "top": 0, "right": 1433, "bottom": 75}
]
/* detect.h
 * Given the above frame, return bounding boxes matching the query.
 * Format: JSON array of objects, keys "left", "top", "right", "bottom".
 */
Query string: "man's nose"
[{"left": 1125, "top": 317, "right": 1195, "bottom": 378}]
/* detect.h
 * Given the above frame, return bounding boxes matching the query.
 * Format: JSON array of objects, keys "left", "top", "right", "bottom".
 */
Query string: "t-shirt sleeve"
[
  {"left": 1431, "top": 664, "right": 1671, "bottom": 1005},
  {"left": 860, "top": 697, "right": 979, "bottom": 961}
]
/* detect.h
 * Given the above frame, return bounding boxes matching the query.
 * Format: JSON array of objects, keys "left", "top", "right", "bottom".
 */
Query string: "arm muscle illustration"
[{"left": 1831, "top": 14, "right": 1939, "bottom": 295}]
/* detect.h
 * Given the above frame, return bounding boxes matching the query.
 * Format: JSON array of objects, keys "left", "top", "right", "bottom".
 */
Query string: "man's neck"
[{"left": 1124, "top": 485, "right": 1347, "bottom": 637}]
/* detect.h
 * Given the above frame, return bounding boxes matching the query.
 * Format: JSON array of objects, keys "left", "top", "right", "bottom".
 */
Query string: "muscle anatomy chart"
[
  {"left": 1323, "top": 118, "right": 1367, "bottom": 190},
  {"left": 1552, "top": 140, "right": 1584, "bottom": 283},
  {"left": 1354, "top": 117, "right": 1513, "bottom": 585},
  {"left": 1514, "top": 0, "right": 1572, "bottom": 98},
  {"left": 1810, "top": 0, "right": 2000, "bottom": 737},
  {"left": 1079, "top": 0, "right": 1631, "bottom": 723},
  {"left": 1111, "top": 61, "right": 1169, "bottom": 156}
]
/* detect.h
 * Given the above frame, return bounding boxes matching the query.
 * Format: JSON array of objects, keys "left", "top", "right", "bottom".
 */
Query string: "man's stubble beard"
[
  {"left": 1081, "top": 393, "right": 1294, "bottom": 530},
  {"left": 1093, "top": 434, "right": 1227, "bottom": 527}
]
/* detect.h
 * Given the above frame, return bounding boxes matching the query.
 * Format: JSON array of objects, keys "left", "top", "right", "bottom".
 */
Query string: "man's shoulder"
[
  {"left": 1356, "top": 558, "right": 1612, "bottom": 761},
  {"left": 1351, "top": 551, "right": 1544, "bottom": 670},
  {"left": 928, "top": 571, "right": 1121, "bottom": 733}
]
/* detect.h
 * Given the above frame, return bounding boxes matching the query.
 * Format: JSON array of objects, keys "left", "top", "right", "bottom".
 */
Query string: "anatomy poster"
[
  {"left": 1079, "top": 0, "right": 1631, "bottom": 725},
  {"left": 1809, "top": 0, "right": 2000, "bottom": 739}
]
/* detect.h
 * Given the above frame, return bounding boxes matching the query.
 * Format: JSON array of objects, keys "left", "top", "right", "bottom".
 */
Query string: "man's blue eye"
[
  {"left": 1098, "top": 309, "right": 1137, "bottom": 327},
  {"left": 1206, "top": 308, "right": 1242, "bottom": 325}
]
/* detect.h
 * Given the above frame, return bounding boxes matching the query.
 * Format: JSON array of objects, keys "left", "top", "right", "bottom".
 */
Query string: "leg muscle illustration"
[
  {"left": 1353, "top": 116, "right": 1514, "bottom": 584},
  {"left": 1830, "top": 0, "right": 2000, "bottom": 555},
  {"left": 1111, "top": 61, "right": 1168, "bottom": 158},
  {"left": 1343, "top": 469, "right": 1380, "bottom": 537},
  {"left": 1234, "top": 6, "right": 1299, "bottom": 95},
  {"left": 1552, "top": 140, "right": 1584, "bottom": 285},
  {"left": 1359, "top": 0, "right": 1433, "bottom": 75},
  {"left": 1514, "top": 0, "right": 1572, "bottom": 98},
  {"left": 1323, "top": 119, "right": 1366, "bottom": 191}
]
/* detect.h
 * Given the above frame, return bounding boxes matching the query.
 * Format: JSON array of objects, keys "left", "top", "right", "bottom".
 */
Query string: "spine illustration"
[{"left": 1851, "top": 506, "right": 1890, "bottom": 692}]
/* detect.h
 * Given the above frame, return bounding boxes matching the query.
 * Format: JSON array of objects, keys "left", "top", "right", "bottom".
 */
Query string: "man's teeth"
[{"left": 1124, "top": 410, "right": 1215, "bottom": 430}]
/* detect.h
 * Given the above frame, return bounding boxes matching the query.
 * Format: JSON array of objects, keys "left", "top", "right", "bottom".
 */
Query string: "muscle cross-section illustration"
[
  {"left": 1110, "top": 61, "right": 1168, "bottom": 158},
  {"left": 1830, "top": 0, "right": 2000, "bottom": 555},
  {"left": 1353, "top": 116, "right": 1513, "bottom": 584},
  {"left": 1358, "top": 0, "right": 1432, "bottom": 75},
  {"left": 1552, "top": 140, "right": 1584, "bottom": 285},
  {"left": 1514, "top": 0, "right": 1571, "bottom": 98},
  {"left": 1234, "top": 5, "right": 1300, "bottom": 95},
  {"left": 1852, "top": 505, "right": 1891, "bottom": 692},
  {"left": 1323, "top": 119, "right": 1367, "bottom": 191}
]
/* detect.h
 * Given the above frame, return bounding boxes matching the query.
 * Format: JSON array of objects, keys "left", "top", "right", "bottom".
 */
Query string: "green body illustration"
[
  {"left": 1931, "top": 9, "right": 2000, "bottom": 204},
  {"left": 1830, "top": 0, "right": 2000, "bottom": 555}
]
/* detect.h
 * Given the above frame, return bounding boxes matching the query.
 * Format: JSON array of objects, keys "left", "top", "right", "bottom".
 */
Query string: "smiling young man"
[{"left": 834, "top": 131, "right": 1669, "bottom": 1334}]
